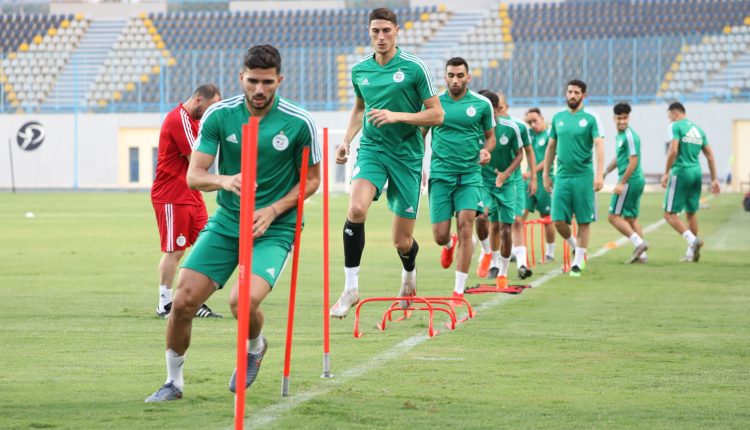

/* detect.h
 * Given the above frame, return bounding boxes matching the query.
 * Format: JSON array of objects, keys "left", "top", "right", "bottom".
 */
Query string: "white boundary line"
[{"left": 235, "top": 217, "right": 672, "bottom": 429}]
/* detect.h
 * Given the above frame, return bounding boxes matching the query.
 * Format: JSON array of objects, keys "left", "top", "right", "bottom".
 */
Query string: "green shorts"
[
  {"left": 428, "top": 175, "right": 483, "bottom": 224},
  {"left": 609, "top": 179, "right": 644, "bottom": 218},
  {"left": 664, "top": 167, "right": 702, "bottom": 214},
  {"left": 182, "top": 211, "right": 294, "bottom": 289},
  {"left": 551, "top": 174, "right": 597, "bottom": 224},
  {"left": 483, "top": 181, "right": 516, "bottom": 224},
  {"left": 526, "top": 175, "right": 552, "bottom": 215},
  {"left": 513, "top": 179, "right": 526, "bottom": 218},
  {"left": 352, "top": 145, "right": 421, "bottom": 219}
]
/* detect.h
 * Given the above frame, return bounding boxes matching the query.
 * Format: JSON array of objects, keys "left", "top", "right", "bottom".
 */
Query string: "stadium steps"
[
  {"left": 415, "top": 10, "right": 487, "bottom": 77},
  {"left": 698, "top": 49, "right": 750, "bottom": 97},
  {"left": 44, "top": 19, "right": 127, "bottom": 110}
]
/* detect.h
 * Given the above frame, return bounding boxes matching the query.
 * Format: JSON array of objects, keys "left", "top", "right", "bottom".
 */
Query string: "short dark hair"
[
  {"left": 193, "top": 84, "right": 220, "bottom": 100},
  {"left": 526, "top": 107, "right": 542, "bottom": 116},
  {"left": 668, "top": 101, "right": 686, "bottom": 114},
  {"left": 243, "top": 45, "right": 281, "bottom": 73},
  {"left": 446, "top": 57, "right": 469, "bottom": 72},
  {"left": 613, "top": 102, "right": 631, "bottom": 115},
  {"left": 567, "top": 79, "right": 587, "bottom": 93},
  {"left": 369, "top": 8, "right": 397, "bottom": 25},
  {"left": 479, "top": 89, "right": 498, "bottom": 108}
]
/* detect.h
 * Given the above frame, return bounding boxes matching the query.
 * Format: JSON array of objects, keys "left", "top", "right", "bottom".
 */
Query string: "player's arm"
[
  {"left": 614, "top": 155, "right": 638, "bottom": 195},
  {"left": 523, "top": 144, "right": 537, "bottom": 195},
  {"left": 702, "top": 144, "right": 721, "bottom": 194},
  {"left": 543, "top": 137, "right": 556, "bottom": 193},
  {"left": 335, "top": 97, "right": 365, "bottom": 164},
  {"left": 186, "top": 150, "right": 240, "bottom": 193},
  {"left": 496, "top": 149, "right": 523, "bottom": 188},
  {"left": 604, "top": 158, "right": 617, "bottom": 177},
  {"left": 479, "top": 128, "right": 495, "bottom": 165},
  {"left": 593, "top": 137, "right": 605, "bottom": 191},
  {"left": 366, "top": 95, "right": 443, "bottom": 127},
  {"left": 661, "top": 138, "right": 679, "bottom": 188}
]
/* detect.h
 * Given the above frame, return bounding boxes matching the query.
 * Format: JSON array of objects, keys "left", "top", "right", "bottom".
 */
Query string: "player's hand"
[
  {"left": 660, "top": 174, "right": 669, "bottom": 188},
  {"left": 543, "top": 174, "right": 553, "bottom": 193},
  {"left": 522, "top": 171, "right": 531, "bottom": 181},
  {"left": 613, "top": 182, "right": 624, "bottom": 195},
  {"left": 594, "top": 175, "right": 604, "bottom": 192},
  {"left": 711, "top": 179, "right": 721, "bottom": 194},
  {"left": 495, "top": 170, "right": 508, "bottom": 188},
  {"left": 221, "top": 173, "right": 242, "bottom": 196},
  {"left": 253, "top": 205, "right": 277, "bottom": 239},
  {"left": 366, "top": 109, "right": 398, "bottom": 127},
  {"left": 528, "top": 177, "right": 537, "bottom": 195},
  {"left": 335, "top": 143, "right": 349, "bottom": 164},
  {"left": 478, "top": 149, "right": 491, "bottom": 165}
]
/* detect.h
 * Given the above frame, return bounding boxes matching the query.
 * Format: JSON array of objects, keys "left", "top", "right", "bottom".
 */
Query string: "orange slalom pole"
[
  {"left": 322, "top": 128, "right": 332, "bottom": 379},
  {"left": 281, "top": 146, "right": 310, "bottom": 397},
  {"left": 234, "top": 118, "right": 259, "bottom": 430}
]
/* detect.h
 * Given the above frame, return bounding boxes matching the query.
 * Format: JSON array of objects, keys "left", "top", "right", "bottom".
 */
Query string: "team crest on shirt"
[
  {"left": 393, "top": 69, "right": 405, "bottom": 83},
  {"left": 272, "top": 131, "right": 289, "bottom": 151},
  {"left": 176, "top": 235, "right": 186, "bottom": 247},
  {"left": 499, "top": 135, "right": 509, "bottom": 145},
  {"left": 466, "top": 105, "right": 477, "bottom": 117},
  {"left": 538, "top": 138, "right": 546, "bottom": 146},
  {"left": 579, "top": 119, "right": 588, "bottom": 127}
]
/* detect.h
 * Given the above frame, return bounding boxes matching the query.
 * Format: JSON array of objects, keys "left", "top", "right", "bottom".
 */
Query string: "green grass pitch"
[{"left": 1, "top": 191, "right": 748, "bottom": 429}]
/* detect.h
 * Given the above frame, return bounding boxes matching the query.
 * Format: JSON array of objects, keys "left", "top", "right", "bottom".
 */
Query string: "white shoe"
[
  {"left": 330, "top": 289, "right": 359, "bottom": 318},
  {"left": 399, "top": 269, "right": 417, "bottom": 310}
]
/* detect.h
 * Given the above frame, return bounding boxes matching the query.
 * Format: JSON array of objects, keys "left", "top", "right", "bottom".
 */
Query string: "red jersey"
[{"left": 151, "top": 104, "right": 205, "bottom": 206}]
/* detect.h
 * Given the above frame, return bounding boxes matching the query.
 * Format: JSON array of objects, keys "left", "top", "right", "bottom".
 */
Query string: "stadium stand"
[{"left": 0, "top": 13, "right": 88, "bottom": 112}]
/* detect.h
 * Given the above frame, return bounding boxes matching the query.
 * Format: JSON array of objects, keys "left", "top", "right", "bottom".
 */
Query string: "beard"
[
  {"left": 449, "top": 85, "right": 465, "bottom": 96},
  {"left": 567, "top": 98, "right": 581, "bottom": 110}
]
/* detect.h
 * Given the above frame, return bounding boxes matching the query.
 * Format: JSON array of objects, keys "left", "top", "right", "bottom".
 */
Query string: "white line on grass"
[{"left": 237, "top": 216, "right": 672, "bottom": 429}]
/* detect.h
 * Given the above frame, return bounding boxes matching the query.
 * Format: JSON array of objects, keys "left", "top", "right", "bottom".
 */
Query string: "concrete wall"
[{"left": 0, "top": 102, "right": 744, "bottom": 190}]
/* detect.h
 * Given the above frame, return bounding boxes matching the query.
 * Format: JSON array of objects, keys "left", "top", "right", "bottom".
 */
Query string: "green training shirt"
[
  {"left": 670, "top": 118, "right": 707, "bottom": 172},
  {"left": 502, "top": 116, "right": 531, "bottom": 183},
  {"left": 429, "top": 89, "right": 495, "bottom": 183},
  {"left": 482, "top": 116, "right": 524, "bottom": 187},
  {"left": 548, "top": 108, "right": 604, "bottom": 178},
  {"left": 195, "top": 94, "right": 321, "bottom": 235},
  {"left": 530, "top": 126, "right": 553, "bottom": 178},
  {"left": 351, "top": 47, "right": 438, "bottom": 159},
  {"left": 615, "top": 126, "right": 644, "bottom": 183}
]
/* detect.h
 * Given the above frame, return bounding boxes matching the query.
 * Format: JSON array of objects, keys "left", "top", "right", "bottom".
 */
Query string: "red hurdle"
[
  {"left": 523, "top": 216, "right": 552, "bottom": 267},
  {"left": 353, "top": 296, "right": 475, "bottom": 338},
  {"left": 281, "top": 146, "right": 310, "bottom": 397},
  {"left": 234, "top": 118, "right": 259, "bottom": 430}
]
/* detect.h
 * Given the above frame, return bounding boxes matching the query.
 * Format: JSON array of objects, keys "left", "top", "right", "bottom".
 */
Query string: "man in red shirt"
[{"left": 151, "top": 84, "right": 222, "bottom": 318}]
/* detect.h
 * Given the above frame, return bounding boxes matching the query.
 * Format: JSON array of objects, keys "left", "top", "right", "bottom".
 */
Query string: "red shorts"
[{"left": 152, "top": 203, "right": 208, "bottom": 252}]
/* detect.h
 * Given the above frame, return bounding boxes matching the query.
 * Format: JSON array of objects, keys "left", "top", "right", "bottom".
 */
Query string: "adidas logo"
[
  {"left": 344, "top": 228, "right": 353, "bottom": 236},
  {"left": 226, "top": 134, "right": 238, "bottom": 143},
  {"left": 266, "top": 268, "right": 275, "bottom": 278},
  {"left": 362, "top": 78, "right": 370, "bottom": 85},
  {"left": 477, "top": 201, "right": 484, "bottom": 207},
  {"left": 681, "top": 126, "right": 703, "bottom": 145},
  {"left": 405, "top": 206, "right": 415, "bottom": 214},
  {"left": 558, "top": 121, "right": 564, "bottom": 126}
]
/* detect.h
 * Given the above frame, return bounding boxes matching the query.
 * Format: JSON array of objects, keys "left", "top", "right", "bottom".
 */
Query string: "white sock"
[
  {"left": 511, "top": 245, "right": 518, "bottom": 257},
  {"left": 344, "top": 266, "right": 359, "bottom": 291},
  {"left": 159, "top": 285, "right": 171, "bottom": 309},
  {"left": 516, "top": 246, "right": 527, "bottom": 268},
  {"left": 480, "top": 238, "right": 492, "bottom": 254},
  {"left": 566, "top": 236, "right": 577, "bottom": 249},
  {"left": 682, "top": 230, "right": 697, "bottom": 246},
  {"left": 166, "top": 349, "right": 185, "bottom": 390},
  {"left": 573, "top": 247, "right": 586, "bottom": 268},
  {"left": 402, "top": 268, "right": 416, "bottom": 282},
  {"left": 247, "top": 334, "right": 265, "bottom": 355},
  {"left": 686, "top": 244, "right": 694, "bottom": 258},
  {"left": 454, "top": 271, "right": 468, "bottom": 295},
  {"left": 545, "top": 242, "right": 555, "bottom": 257},
  {"left": 640, "top": 251, "right": 648, "bottom": 260},
  {"left": 445, "top": 235, "right": 455, "bottom": 250},
  {"left": 629, "top": 233, "right": 644, "bottom": 247},
  {"left": 499, "top": 255, "right": 511, "bottom": 277},
  {"left": 491, "top": 251, "right": 500, "bottom": 269}
]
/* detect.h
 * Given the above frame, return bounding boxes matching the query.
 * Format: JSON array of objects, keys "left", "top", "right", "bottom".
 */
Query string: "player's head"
[
  {"left": 667, "top": 101, "right": 686, "bottom": 122},
  {"left": 188, "top": 84, "right": 221, "bottom": 120},
  {"left": 613, "top": 102, "right": 631, "bottom": 132},
  {"left": 240, "top": 45, "right": 284, "bottom": 111},
  {"left": 565, "top": 79, "right": 587, "bottom": 110},
  {"left": 524, "top": 107, "right": 546, "bottom": 133},
  {"left": 368, "top": 8, "right": 399, "bottom": 55},
  {"left": 445, "top": 57, "right": 470, "bottom": 97},
  {"left": 478, "top": 89, "right": 499, "bottom": 109}
]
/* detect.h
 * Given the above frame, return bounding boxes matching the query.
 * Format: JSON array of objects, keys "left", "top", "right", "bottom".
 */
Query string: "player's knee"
[
  {"left": 393, "top": 236, "right": 412, "bottom": 252},
  {"left": 554, "top": 221, "right": 568, "bottom": 232},
  {"left": 172, "top": 289, "right": 201, "bottom": 320},
  {"left": 347, "top": 202, "right": 368, "bottom": 223},
  {"left": 608, "top": 213, "right": 618, "bottom": 223},
  {"left": 432, "top": 230, "right": 450, "bottom": 246}
]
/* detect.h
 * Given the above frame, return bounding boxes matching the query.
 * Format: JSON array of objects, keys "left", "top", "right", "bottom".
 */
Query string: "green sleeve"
[
  {"left": 352, "top": 75, "right": 362, "bottom": 99},
  {"left": 482, "top": 104, "right": 494, "bottom": 132},
  {"left": 549, "top": 115, "right": 558, "bottom": 140},
  {"left": 196, "top": 110, "right": 220, "bottom": 155},
  {"left": 519, "top": 123, "right": 531, "bottom": 147},
  {"left": 413, "top": 62, "right": 438, "bottom": 101},
  {"left": 671, "top": 122, "right": 680, "bottom": 141}
]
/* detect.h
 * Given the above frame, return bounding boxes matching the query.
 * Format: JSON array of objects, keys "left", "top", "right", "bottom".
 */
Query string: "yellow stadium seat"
[
  {"left": 338, "top": 79, "right": 348, "bottom": 87},
  {"left": 503, "top": 34, "right": 512, "bottom": 43},
  {"left": 500, "top": 11, "right": 508, "bottom": 19},
  {"left": 404, "top": 21, "right": 413, "bottom": 30},
  {"left": 500, "top": 3, "right": 509, "bottom": 10},
  {"left": 61, "top": 19, "right": 70, "bottom": 29},
  {"left": 75, "top": 13, "right": 84, "bottom": 21},
  {"left": 338, "top": 71, "right": 347, "bottom": 80},
  {"left": 723, "top": 26, "right": 731, "bottom": 34},
  {"left": 9, "top": 91, "right": 17, "bottom": 100},
  {"left": 474, "top": 68, "right": 482, "bottom": 78},
  {"left": 19, "top": 43, "right": 29, "bottom": 52},
  {"left": 8, "top": 52, "right": 17, "bottom": 60},
  {"left": 125, "top": 82, "right": 135, "bottom": 92},
  {"left": 502, "top": 27, "right": 510, "bottom": 35},
  {"left": 338, "top": 89, "right": 348, "bottom": 97},
  {"left": 676, "top": 54, "right": 683, "bottom": 62},
  {"left": 113, "top": 91, "right": 122, "bottom": 101},
  {"left": 503, "top": 51, "right": 512, "bottom": 59},
  {"left": 355, "top": 46, "right": 365, "bottom": 55},
  {"left": 744, "top": 16, "right": 750, "bottom": 25},
  {"left": 167, "top": 58, "right": 176, "bottom": 66},
  {"left": 489, "top": 59, "right": 499, "bottom": 68},
  {"left": 161, "top": 50, "right": 170, "bottom": 58},
  {"left": 438, "top": 4, "right": 446, "bottom": 12},
  {"left": 47, "top": 27, "right": 57, "bottom": 36},
  {"left": 336, "top": 55, "right": 347, "bottom": 62},
  {"left": 138, "top": 12, "right": 147, "bottom": 19},
  {"left": 33, "top": 35, "right": 43, "bottom": 44},
  {"left": 98, "top": 99, "right": 107, "bottom": 107},
  {"left": 140, "top": 74, "right": 149, "bottom": 83},
  {"left": 148, "top": 26, "right": 156, "bottom": 35},
  {"left": 503, "top": 17, "right": 511, "bottom": 26},
  {"left": 4, "top": 83, "right": 12, "bottom": 92},
  {"left": 0, "top": 75, "right": 6, "bottom": 84},
  {"left": 152, "top": 65, "right": 161, "bottom": 74},
  {"left": 337, "top": 63, "right": 347, "bottom": 71},
  {"left": 143, "top": 19, "right": 153, "bottom": 27},
  {"left": 681, "top": 45, "right": 689, "bottom": 53},
  {"left": 670, "top": 62, "right": 679, "bottom": 71},
  {"left": 421, "top": 13, "right": 430, "bottom": 21},
  {"left": 156, "top": 41, "right": 165, "bottom": 49},
  {"left": 665, "top": 72, "right": 673, "bottom": 81}
]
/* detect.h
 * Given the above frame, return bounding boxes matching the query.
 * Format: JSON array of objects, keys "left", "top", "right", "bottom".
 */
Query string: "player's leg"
[
  {"left": 663, "top": 170, "right": 702, "bottom": 261},
  {"left": 157, "top": 250, "right": 185, "bottom": 315},
  {"left": 551, "top": 176, "right": 578, "bottom": 254},
  {"left": 511, "top": 181, "right": 532, "bottom": 278},
  {"left": 569, "top": 174, "right": 597, "bottom": 276},
  {"left": 429, "top": 177, "right": 458, "bottom": 269},
  {"left": 536, "top": 184, "right": 556, "bottom": 260},
  {"left": 475, "top": 188, "right": 493, "bottom": 277},
  {"left": 153, "top": 203, "right": 189, "bottom": 316},
  {"left": 494, "top": 185, "right": 516, "bottom": 287},
  {"left": 619, "top": 181, "right": 648, "bottom": 263},
  {"left": 450, "top": 184, "right": 482, "bottom": 298}
]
